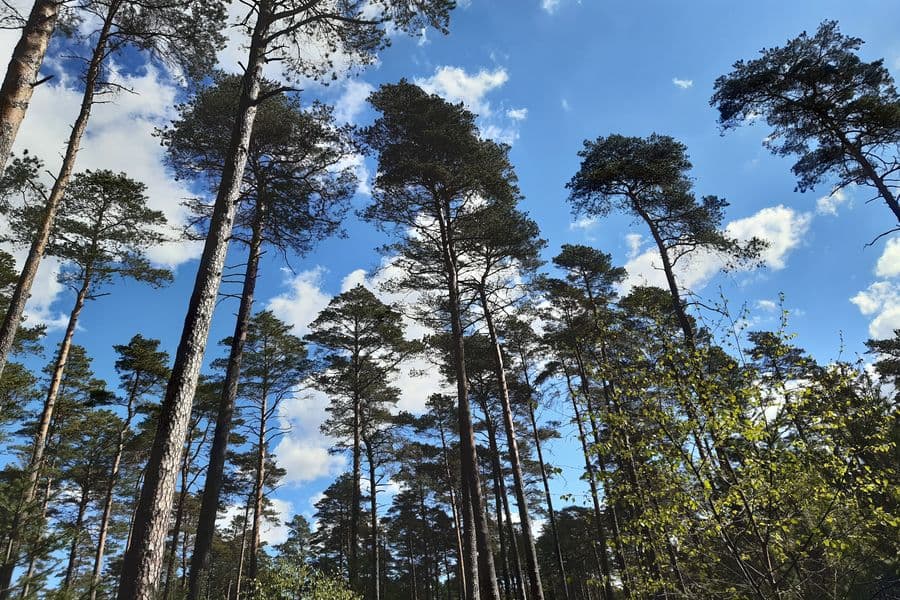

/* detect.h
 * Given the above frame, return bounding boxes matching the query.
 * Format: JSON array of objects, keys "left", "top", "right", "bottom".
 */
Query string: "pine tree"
[
  {"left": 712, "top": 20, "right": 900, "bottom": 225},
  {"left": 123, "top": 3, "right": 453, "bottom": 595}
]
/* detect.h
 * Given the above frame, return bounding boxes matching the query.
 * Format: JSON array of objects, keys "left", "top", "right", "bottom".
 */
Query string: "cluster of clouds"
[{"left": 851, "top": 237, "right": 900, "bottom": 339}]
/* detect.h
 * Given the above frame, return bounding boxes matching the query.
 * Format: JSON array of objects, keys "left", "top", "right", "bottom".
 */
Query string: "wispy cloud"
[{"left": 672, "top": 77, "right": 693, "bottom": 89}]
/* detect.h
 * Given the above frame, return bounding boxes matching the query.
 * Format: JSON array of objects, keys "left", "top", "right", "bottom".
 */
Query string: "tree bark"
[
  {"left": 0, "top": 0, "right": 116, "bottom": 385},
  {"left": 0, "top": 0, "right": 60, "bottom": 171},
  {"left": 437, "top": 414, "right": 467, "bottom": 600},
  {"left": 186, "top": 199, "right": 266, "bottom": 600},
  {"left": 115, "top": 5, "right": 270, "bottom": 597},
  {"left": 435, "top": 198, "right": 501, "bottom": 600},
  {"left": 478, "top": 286, "right": 545, "bottom": 600},
  {"left": 366, "top": 445, "right": 380, "bottom": 600},
  {"left": 247, "top": 388, "right": 267, "bottom": 586}
]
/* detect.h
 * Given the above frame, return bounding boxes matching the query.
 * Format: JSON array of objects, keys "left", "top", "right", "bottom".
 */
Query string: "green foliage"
[
  {"left": 250, "top": 561, "right": 360, "bottom": 600},
  {"left": 712, "top": 20, "right": 900, "bottom": 220}
]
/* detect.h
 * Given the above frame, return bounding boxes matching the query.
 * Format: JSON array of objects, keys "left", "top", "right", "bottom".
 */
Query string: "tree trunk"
[
  {"left": 186, "top": 199, "right": 266, "bottom": 600},
  {"left": 0, "top": 0, "right": 116, "bottom": 386},
  {"left": 234, "top": 499, "right": 251, "bottom": 600},
  {"left": 248, "top": 389, "right": 267, "bottom": 585},
  {"left": 520, "top": 365, "right": 570, "bottom": 600},
  {"left": 116, "top": 5, "right": 270, "bottom": 597},
  {"left": 478, "top": 286, "right": 545, "bottom": 600},
  {"left": 435, "top": 199, "right": 501, "bottom": 600},
  {"left": 367, "top": 446, "right": 380, "bottom": 600},
  {"left": 90, "top": 374, "right": 140, "bottom": 600},
  {"left": 0, "top": 269, "right": 92, "bottom": 596},
  {"left": 0, "top": 0, "right": 60, "bottom": 172},
  {"left": 560, "top": 363, "right": 614, "bottom": 600},
  {"left": 437, "top": 416, "right": 467, "bottom": 600},
  {"left": 163, "top": 468, "right": 190, "bottom": 600},
  {"left": 62, "top": 485, "right": 90, "bottom": 593},
  {"left": 17, "top": 476, "right": 51, "bottom": 599},
  {"left": 349, "top": 390, "right": 361, "bottom": 591}
]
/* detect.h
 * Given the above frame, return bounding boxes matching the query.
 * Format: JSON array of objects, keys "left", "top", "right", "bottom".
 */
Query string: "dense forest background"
[{"left": 0, "top": 1, "right": 895, "bottom": 599}]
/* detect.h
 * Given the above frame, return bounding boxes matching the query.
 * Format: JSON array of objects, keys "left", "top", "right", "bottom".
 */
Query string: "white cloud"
[
  {"left": 333, "top": 79, "right": 374, "bottom": 125},
  {"left": 415, "top": 66, "right": 509, "bottom": 116},
  {"left": 725, "top": 205, "right": 812, "bottom": 270},
  {"left": 266, "top": 267, "right": 332, "bottom": 337},
  {"left": 756, "top": 299, "right": 778, "bottom": 313},
  {"left": 561, "top": 98, "right": 571, "bottom": 111},
  {"left": 506, "top": 107, "right": 528, "bottom": 121},
  {"left": 875, "top": 237, "right": 900, "bottom": 278},
  {"left": 623, "top": 205, "right": 811, "bottom": 292},
  {"left": 275, "top": 388, "right": 346, "bottom": 484},
  {"left": 217, "top": 497, "right": 296, "bottom": 546},
  {"left": 569, "top": 216, "right": 598, "bottom": 231},
  {"left": 541, "top": 0, "right": 562, "bottom": 13},
  {"left": 625, "top": 233, "right": 643, "bottom": 260},
  {"left": 816, "top": 189, "right": 849, "bottom": 216},
  {"left": 851, "top": 281, "right": 900, "bottom": 339},
  {"left": 672, "top": 78, "right": 694, "bottom": 89}
]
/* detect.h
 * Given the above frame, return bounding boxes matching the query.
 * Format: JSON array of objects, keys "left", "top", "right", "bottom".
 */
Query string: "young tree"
[
  {"left": 306, "top": 284, "right": 417, "bottom": 595},
  {"left": 0, "top": 0, "right": 226, "bottom": 384},
  {"left": 238, "top": 311, "right": 309, "bottom": 588},
  {"left": 0, "top": 169, "right": 171, "bottom": 594},
  {"left": 160, "top": 72, "right": 357, "bottom": 600},
  {"left": 123, "top": 3, "right": 453, "bottom": 596},
  {"left": 89, "top": 335, "right": 170, "bottom": 600},
  {"left": 711, "top": 20, "right": 900, "bottom": 226},
  {"left": 362, "top": 80, "right": 520, "bottom": 600}
]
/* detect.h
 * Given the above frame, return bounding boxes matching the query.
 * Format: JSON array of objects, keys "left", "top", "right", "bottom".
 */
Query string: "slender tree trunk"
[
  {"left": 561, "top": 364, "right": 614, "bottom": 600},
  {"left": 0, "top": 0, "right": 116, "bottom": 386},
  {"left": 0, "top": 0, "right": 60, "bottom": 173},
  {"left": 116, "top": 6, "right": 270, "bottom": 597},
  {"left": 438, "top": 417, "right": 467, "bottom": 600},
  {"left": 486, "top": 419, "right": 512, "bottom": 600},
  {"left": 435, "top": 200, "right": 500, "bottom": 600},
  {"left": 186, "top": 200, "right": 266, "bottom": 600},
  {"left": 163, "top": 469, "right": 190, "bottom": 600},
  {"left": 349, "top": 388, "right": 361, "bottom": 591},
  {"left": 0, "top": 270, "right": 91, "bottom": 596},
  {"left": 248, "top": 387, "right": 267, "bottom": 585},
  {"left": 17, "top": 476, "right": 51, "bottom": 600},
  {"left": 234, "top": 499, "right": 251, "bottom": 600},
  {"left": 523, "top": 380, "right": 569, "bottom": 600},
  {"left": 478, "top": 286, "right": 545, "bottom": 600},
  {"left": 367, "top": 447, "right": 380, "bottom": 600},
  {"left": 62, "top": 485, "right": 90, "bottom": 593},
  {"left": 90, "top": 378, "right": 140, "bottom": 600}
]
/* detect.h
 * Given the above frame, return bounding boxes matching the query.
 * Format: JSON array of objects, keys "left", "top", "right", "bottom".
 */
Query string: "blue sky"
[{"left": 2, "top": 0, "right": 900, "bottom": 544}]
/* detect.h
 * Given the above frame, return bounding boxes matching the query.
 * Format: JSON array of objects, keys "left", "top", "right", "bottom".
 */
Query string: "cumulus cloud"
[
  {"left": 415, "top": 66, "right": 509, "bottom": 116},
  {"left": 266, "top": 267, "right": 332, "bottom": 337},
  {"left": 851, "top": 281, "right": 900, "bottom": 339},
  {"left": 569, "top": 216, "right": 598, "bottom": 231},
  {"left": 625, "top": 233, "right": 643, "bottom": 260},
  {"left": 622, "top": 205, "right": 811, "bottom": 292},
  {"left": 275, "top": 388, "right": 346, "bottom": 484},
  {"left": 217, "top": 497, "right": 296, "bottom": 546},
  {"left": 852, "top": 237, "right": 900, "bottom": 339},
  {"left": 506, "top": 107, "right": 528, "bottom": 121},
  {"left": 672, "top": 78, "right": 694, "bottom": 89},
  {"left": 875, "top": 237, "right": 900, "bottom": 278}
]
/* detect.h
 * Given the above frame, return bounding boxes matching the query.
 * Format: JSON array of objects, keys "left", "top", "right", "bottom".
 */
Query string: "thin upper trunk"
[
  {"left": 0, "top": 0, "right": 117, "bottom": 386},
  {"left": 561, "top": 363, "right": 614, "bottom": 600},
  {"left": 518, "top": 351, "right": 570, "bottom": 600},
  {"left": 62, "top": 484, "right": 90, "bottom": 593},
  {"left": 116, "top": 5, "right": 269, "bottom": 597},
  {"left": 18, "top": 476, "right": 51, "bottom": 599},
  {"left": 90, "top": 374, "right": 141, "bottom": 600},
  {"left": 248, "top": 391, "right": 267, "bottom": 585},
  {"left": 366, "top": 445, "right": 380, "bottom": 600},
  {"left": 186, "top": 199, "right": 266, "bottom": 600},
  {"left": 437, "top": 416, "right": 467, "bottom": 600},
  {"left": 435, "top": 198, "right": 500, "bottom": 600},
  {"left": 234, "top": 499, "right": 251, "bottom": 600},
  {"left": 478, "top": 285, "right": 545, "bottom": 600},
  {"left": 0, "top": 0, "right": 60, "bottom": 173}
]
